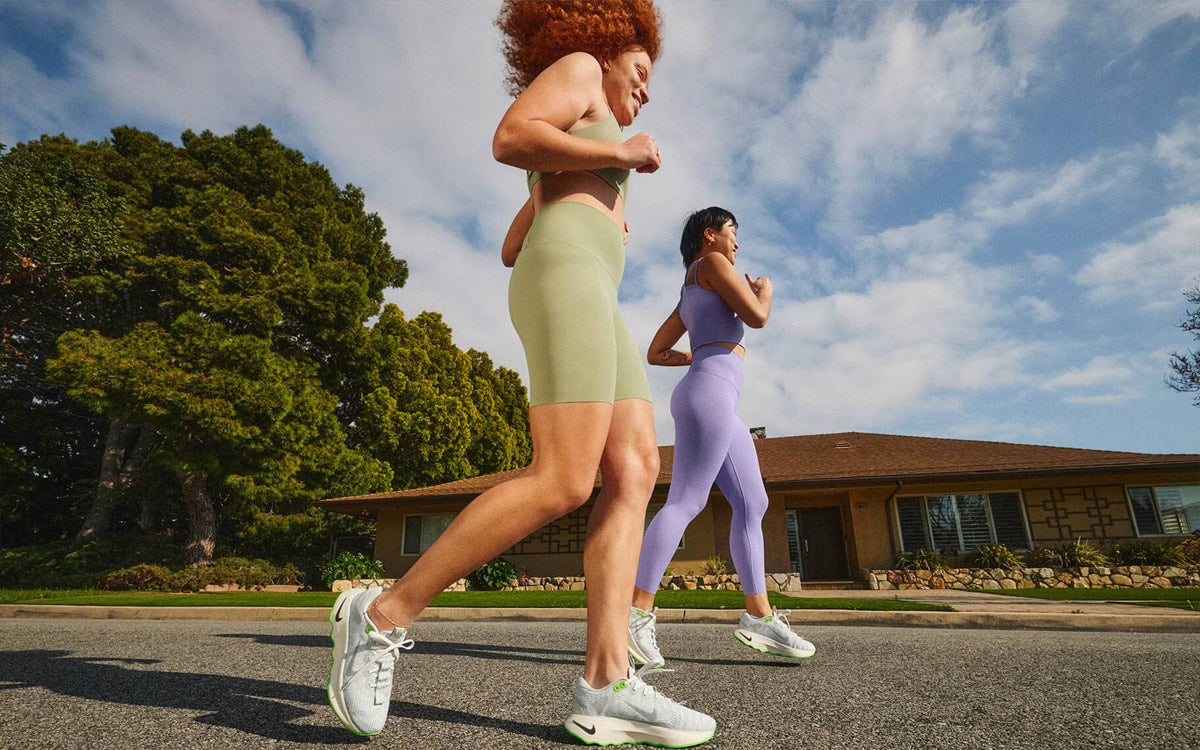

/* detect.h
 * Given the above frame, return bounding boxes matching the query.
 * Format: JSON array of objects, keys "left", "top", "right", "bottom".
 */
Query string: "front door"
[{"left": 789, "top": 507, "right": 849, "bottom": 580}]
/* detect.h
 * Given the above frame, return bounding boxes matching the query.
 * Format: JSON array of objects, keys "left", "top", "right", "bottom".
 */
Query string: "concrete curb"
[{"left": 2, "top": 604, "right": 1198, "bottom": 632}]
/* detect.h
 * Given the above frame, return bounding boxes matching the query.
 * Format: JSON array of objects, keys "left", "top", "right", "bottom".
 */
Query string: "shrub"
[
  {"left": 972, "top": 544, "right": 1025, "bottom": 569},
  {"left": 321, "top": 551, "right": 387, "bottom": 590},
  {"left": 1029, "top": 539, "right": 1109, "bottom": 568},
  {"left": 897, "top": 548, "right": 945, "bottom": 571},
  {"left": 1175, "top": 532, "right": 1200, "bottom": 565},
  {"left": 96, "top": 564, "right": 174, "bottom": 591},
  {"left": 702, "top": 556, "right": 729, "bottom": 576},
  {"left": 1109, "top": 540, "right": 1184, "bottom": 566},
  {"left": 467, "top": 557, "right": 517, "bottom": 591}
]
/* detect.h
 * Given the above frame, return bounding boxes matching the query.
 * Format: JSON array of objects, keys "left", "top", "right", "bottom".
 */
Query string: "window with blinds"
[
  {"left": 1127, "top": 485, "right": 1200, "bottom": 536},
  {"left": 895, "top": 492, "right": 1031, "bottom": 554},
  {"left": 785, "top": 509, "right": 803, "bottom": 575}
]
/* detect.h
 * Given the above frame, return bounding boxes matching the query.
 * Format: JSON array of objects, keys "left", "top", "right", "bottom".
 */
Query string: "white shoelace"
[
  {"left": 626, "top": 673, "right": 687, "bottom": 706},
  {"left": 630, "top": 607, "right": 660, "bottom": 648},
  {"left": 346, "top": 629, "right": 415, "bottom": 687}
]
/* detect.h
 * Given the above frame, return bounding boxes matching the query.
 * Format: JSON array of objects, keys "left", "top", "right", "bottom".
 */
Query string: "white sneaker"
[
  {"left": 327, "top": 587, "right": 414, "bottom": 735},
  {"left": 733, "top": 608, "right": 816, "bottom": 659},
  {"left": 628, "top": 605, "right": 666, "bottom": 671},
  {"left": 564, "top": 668, "right": 716, "bottom": 747}
]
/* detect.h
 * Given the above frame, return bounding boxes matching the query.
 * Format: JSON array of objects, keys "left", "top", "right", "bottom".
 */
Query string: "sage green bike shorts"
[{"left": 508, "top": 201, "right": 652, "bottom": 406}]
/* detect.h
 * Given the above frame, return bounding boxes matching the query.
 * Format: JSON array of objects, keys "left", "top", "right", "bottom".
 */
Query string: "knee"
[
  {"left": 603, "top": 441, "right": 660, "bottom": 502},
  {"left": 545, "top": 471, "right": 598, "bottom": 517}
]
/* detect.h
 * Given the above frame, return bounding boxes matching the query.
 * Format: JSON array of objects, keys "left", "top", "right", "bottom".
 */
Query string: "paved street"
[{"left": 1, "top": 618, "right": 1196, "bottom": 750}]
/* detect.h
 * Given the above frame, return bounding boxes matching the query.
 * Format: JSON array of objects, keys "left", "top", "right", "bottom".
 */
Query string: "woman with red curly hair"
[{"left": 326, "top": 2, "right": 715, "bottom": 746}]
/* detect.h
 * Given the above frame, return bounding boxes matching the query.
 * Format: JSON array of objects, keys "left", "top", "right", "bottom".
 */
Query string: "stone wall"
[
  {"left": 334, "top": 572, "right": 806, "bottom": 593},
  {"left": 866, "top": 565, "right": 1200, "bottom": 590}
]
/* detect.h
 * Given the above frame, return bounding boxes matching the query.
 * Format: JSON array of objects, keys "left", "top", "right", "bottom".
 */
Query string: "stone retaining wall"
[
  {"left": 867, "top": 565, "right": 1200, "bottom": 591},
  {"left": 334, "top": 572, "right": 806, "bottom": 593}
]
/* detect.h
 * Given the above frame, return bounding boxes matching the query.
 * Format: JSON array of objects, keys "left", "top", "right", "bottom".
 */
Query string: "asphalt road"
[{"left": 0, "top": 618, "right": 1196, "bottom": 750}]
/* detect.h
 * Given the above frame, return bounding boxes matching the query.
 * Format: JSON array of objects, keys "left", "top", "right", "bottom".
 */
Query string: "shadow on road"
[
  {"left": 0, "top": 649, "right": 561, "bottom": 744},
  {"left": 218, "top": 633, "right": 586, "bottom": 666}
]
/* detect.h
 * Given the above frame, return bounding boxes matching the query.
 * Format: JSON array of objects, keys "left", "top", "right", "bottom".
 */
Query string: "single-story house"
[{"left": 319, "top": 431, "right": 1200, "bottom": 584}]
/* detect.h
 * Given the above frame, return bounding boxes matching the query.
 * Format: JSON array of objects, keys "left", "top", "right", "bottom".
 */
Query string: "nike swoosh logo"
[
  {"left": 572, "top": 721, "right": 596, "bottom": 735},
  {"left": 334, "top": 596, "right": 351, "bottom": 622}
]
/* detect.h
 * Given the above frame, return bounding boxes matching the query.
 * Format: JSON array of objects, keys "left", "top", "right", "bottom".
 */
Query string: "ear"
[{"left": 702, "top": 227, "right": 714, "bottom": 244}]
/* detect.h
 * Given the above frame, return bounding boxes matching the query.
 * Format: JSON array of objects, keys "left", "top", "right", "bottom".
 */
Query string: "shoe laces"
[
  {"left": 626, "top": 672, "right": 688, "bottom": 706},
  {"left": 347, "top": 629, "right": 415, "bottom": 687},
  {"left": 631, "top": 606, "right": 660, "bottom": 649},
  {"left": 633, "top": 661, "right": 674, "bottom": 678}
]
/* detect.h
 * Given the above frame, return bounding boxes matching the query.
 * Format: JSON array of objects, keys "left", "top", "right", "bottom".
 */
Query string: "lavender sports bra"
[{"left": 678, "top": 258, "right": 745, "bottom": 352}]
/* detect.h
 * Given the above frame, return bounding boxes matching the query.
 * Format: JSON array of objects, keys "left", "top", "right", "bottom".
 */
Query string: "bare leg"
[
  {"left": 632, "top": 587, "right": 656, "bottom": 612},
  {"left": 582, "top": 398, "right": 659, "bottom": 688},
  {"left": 370, "top": 401, "right": 613, "bottom": 629},
  {"left": 743, "top": 592, "right": 772, "bottom": 618}
]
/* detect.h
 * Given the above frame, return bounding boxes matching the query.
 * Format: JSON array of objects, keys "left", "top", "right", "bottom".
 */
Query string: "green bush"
[
  {"left": 96, "top": 563, "right": 174, "bottom": 591},
  {"left": 320, "top": 551, "right": 386, "bottom": 590},
  {"left": 96, "top": 557, "right": 305, "bottom": 592},
  {"left": 1029, "top": 539, "right": 1109, "bottom": 568},
  {"left": 897, "top": 548, "right": 945, "bottom": 571},
  {"left": 0, "top": 534, "right": 184, "bottom": 589},
  {"left": 1109, "top": 540, "right": 1184, "bottom": 566},
  {"left": 1175, "top": 532, "right": 1200, "bottom": 565},
  {"left": 466, "top": 557, "right": 517, "bottom": 591},
  {"left": 971, "top": 544, "right": 1025, "bottom": 569},
  {"left": 702, "top": 556, "right": 729, "bottom": 576}
]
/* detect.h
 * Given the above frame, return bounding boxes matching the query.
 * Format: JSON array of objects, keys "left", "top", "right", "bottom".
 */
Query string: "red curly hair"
[{"left": 496, "top": 0, "right": 663, "bottom": 96}]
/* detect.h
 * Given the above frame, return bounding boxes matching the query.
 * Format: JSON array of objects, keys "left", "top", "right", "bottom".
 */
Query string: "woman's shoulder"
[{"left": 543, "top": 51, "right": 603, "bottom": 81}]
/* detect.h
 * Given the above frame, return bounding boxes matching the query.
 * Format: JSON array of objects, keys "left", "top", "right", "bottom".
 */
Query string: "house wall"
[
  {"left": 374, "top": 490, "right": 719, "bottom": 579},
  {"left": 371, "top": 469, "right": 1198, "bottom": 581}
]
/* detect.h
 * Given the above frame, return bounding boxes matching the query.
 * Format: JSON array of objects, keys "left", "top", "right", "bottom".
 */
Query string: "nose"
[{"left": 641, "top": 88, "right": 649, "bottom": 106}]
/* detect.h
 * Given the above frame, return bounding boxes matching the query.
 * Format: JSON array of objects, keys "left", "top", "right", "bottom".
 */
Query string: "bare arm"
[
  {"left": 501, "top": 199, "right": 534, "bottom": 268},
  {"left": 700, "top": 254, "right": 773, "bottom": 328},
  {"left": 647, "top": 307, "right": 692, "bottom": 367},
  {"left": 492, "top": 52, "right": 659, "bottom": 174}
]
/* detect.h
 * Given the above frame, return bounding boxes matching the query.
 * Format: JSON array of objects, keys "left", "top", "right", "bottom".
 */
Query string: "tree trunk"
[
  {"left": 73, "top": 417, "right": 132, "bottom": 546},
  {"left": 115, "top": 428, "right": 156, "bottom": 532},
  {"left": 178, "top": 468, "right": 216, "bottom": 565}
]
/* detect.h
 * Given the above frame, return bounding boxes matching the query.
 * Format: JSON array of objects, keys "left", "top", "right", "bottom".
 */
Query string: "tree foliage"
[
  {"left": 2, "top": 125, "right": 531, "bottom": 567},
  {"left": 1167, "top": 284, "right": 1200, "bottom": 407}
]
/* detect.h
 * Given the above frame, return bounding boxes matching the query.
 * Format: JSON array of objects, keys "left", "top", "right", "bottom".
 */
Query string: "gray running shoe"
[
  {"left": 327, "top": 587, "right": 414, "bottom": 735},
  {"left": 628, "top": 605, "right": 665, "bottom": 671},
  {"left": 733, "top": 608, "right": 815, "bottom": 659},
  {"left": 564, "top": 668, "right": 716, "bottom": 747}
]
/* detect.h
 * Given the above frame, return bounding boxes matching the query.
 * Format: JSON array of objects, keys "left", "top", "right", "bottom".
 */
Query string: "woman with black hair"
[{"left": 627, "top": 207, "right": 816, "bottom": 672}]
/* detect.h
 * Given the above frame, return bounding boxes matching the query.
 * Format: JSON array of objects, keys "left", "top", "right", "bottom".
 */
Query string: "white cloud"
[
  {"left": 1040, "top": 355, "right": 1136, "bottom": 390},
  {"left": 1155, "top": 118, "right": 1200, "bottom": 195},
  {"left": 750, "top": 7, "right": 1015, "bottom": 231},
  {"left": 1075, "top": 203, "right": 1200, "bottom": 308}
]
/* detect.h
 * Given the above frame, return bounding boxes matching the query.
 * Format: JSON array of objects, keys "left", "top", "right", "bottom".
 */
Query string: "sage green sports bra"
[{"left": 526, "top": 112, "right": 630, "bottom": 202}]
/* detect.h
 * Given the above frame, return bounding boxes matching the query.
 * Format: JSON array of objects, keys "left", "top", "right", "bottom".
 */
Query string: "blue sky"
[{"left": 2, "top": 0, "right": 1198, "bottom": 454}]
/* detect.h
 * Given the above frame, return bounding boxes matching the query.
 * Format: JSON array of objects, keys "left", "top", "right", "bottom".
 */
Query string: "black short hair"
[{"left": 679, "top": 206, "right": 737, "bottom": 267}]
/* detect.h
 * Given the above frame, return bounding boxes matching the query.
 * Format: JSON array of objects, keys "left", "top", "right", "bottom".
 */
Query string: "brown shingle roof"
[{"left": 319, "top": 431, "right": 1200, "bottom": 512}]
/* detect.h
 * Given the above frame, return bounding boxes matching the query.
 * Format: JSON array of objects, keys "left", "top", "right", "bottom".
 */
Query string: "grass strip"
[
  {"left": 971, "top": 587, "right": 1200, "bottom": 601},
  {"left": 0, "top": 588, "right": 949, "bottom": 612}
]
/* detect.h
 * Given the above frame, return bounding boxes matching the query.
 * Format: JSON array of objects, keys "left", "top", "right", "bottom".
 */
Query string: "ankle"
[{"left": 366, "top": 598, "right": 408, "bottom": 631}]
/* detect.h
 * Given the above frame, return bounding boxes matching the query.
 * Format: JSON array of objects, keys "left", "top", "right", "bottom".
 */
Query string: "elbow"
[
  {"left": 744, "top": 313, "right": 768, "bottom": 329},
  {"left": 492, "top": 129, "right": 519, "bottom": 165}
]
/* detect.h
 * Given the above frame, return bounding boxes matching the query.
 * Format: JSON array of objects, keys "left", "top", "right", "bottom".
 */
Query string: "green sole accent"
[
  {"left": 327, "top": 591, "right": 380, "bottom": 737},
  {"left": 731, "top": 632, "right": 814, "bottom": 660},
  {"left": 564, "top": 724, "right": 716, "bottom": 748}
]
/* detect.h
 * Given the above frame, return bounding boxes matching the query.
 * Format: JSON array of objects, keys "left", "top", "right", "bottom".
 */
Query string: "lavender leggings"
[{"left": 636, "top": 347, "right": 769, "bottom": 595}]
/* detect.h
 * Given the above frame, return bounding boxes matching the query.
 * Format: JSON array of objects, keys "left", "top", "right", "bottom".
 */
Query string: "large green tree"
[
  {"left": 350, "top": 306, "right": 531, "bottom": 490},
  {"left": 4, "top": 125, "right": 532, "bottom": 567},
  {"left": 0, "top": 142, "right": 130, "bottom": 547}
]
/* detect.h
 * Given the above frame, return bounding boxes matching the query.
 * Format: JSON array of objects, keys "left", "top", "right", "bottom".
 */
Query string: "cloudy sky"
[{"left": 3, "top": 0, "right": 1198, "bottom": 454}]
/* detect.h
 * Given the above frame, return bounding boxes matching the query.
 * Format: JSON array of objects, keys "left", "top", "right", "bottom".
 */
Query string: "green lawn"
[
  {"left": 972, "top": 587, "right": 1200, "bottom": 601},
  {"left": 0, "top": 588, "right": 949, "bottom": 612}
]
